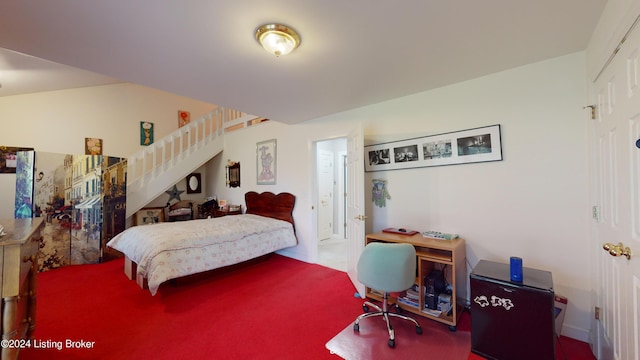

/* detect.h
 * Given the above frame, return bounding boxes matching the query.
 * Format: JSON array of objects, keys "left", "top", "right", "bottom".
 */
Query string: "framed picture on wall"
[
  {"left": 364, "top": 124, "right": 502, "bottom": 172},
  {"left": 256, "top": 139, "right": 276, "bottom": 185},
  {"left": 134, "top": 207, "right": 165, "bottom": 226},
  {"left": 186, "top": 173, "right": 201, "bottom": 193},
  {"left": 0, "top": 146, "right": 33, "bottom": 173},
  {"left": 85, "top": 138, "right": 103, "bottom": 155},
  {"left": 178, "top": 110, "right": 191, "bottom": 127},
  {"left": 140, "top": 122, "right": 154, "bottom": 146}
]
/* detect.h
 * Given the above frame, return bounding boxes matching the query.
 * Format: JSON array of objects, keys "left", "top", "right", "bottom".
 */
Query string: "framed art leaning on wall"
[
  {"left": 134, "top": 207, "right": 165, "bottom": 226},
  {"left": 365, "top": 124, "right": 503, "bottom": 172}
]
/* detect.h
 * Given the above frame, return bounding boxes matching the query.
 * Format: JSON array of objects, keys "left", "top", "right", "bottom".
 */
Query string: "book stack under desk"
[{"left": 397, "top": 284, "right": 420, "bottom": 308}]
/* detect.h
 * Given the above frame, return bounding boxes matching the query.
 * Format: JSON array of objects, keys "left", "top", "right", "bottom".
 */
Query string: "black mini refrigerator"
[{"left": 470, "top": 260, "right": 555, "bottom": 360}]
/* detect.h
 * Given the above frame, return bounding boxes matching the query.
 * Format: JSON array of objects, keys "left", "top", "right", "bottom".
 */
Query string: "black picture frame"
[
  {"left": 186, "top": 173, "right": 202, "bottom": 194},
  {"left": 0, "top": 146, "right": 34, "bottom": 174},
  {"left": 364, "top": 124, "right": 503, "bottom": 172}
]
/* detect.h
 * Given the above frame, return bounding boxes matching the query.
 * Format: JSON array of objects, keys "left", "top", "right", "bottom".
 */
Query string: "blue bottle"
[{"left": 510, "top": 257, "right": 523, "bottom": 282}]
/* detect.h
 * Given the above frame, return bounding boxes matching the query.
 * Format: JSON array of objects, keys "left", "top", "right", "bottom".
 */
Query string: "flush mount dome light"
[{"left": 255, "top": 23, "right": 301, "bottom": 57}]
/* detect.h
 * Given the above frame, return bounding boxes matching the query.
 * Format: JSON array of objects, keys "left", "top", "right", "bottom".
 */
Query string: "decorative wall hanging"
[
  {"left": 0, "top": 146, "right": 33, "bottom": 173},
  {"left": 186, "top": 173, "right": 202, "bottom": 193},
  {"left": 226, "top": 160, "right": 240, "bottom": 187},
  {"left": 364, "top": 124, "right": 502, "bottom": 172},
  {"left": 178, "top": 110, "right": 191, "bottom": 127},
  {"left": 85, "top": 138, "right": 103, "bottom": 155},
  {"left": 140, "top": 121, "right": 154, "bottom": 146},
  {"left": 165, "top": 185, "right": 184, "bottom": 202},
  {"left": 372, "top": 179, "right": 391, "bottom": 208},
  {"left": 256, "top": 139, "right": 276, "bottom": 185}
]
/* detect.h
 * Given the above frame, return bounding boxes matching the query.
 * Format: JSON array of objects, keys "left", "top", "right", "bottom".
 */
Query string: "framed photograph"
[
  {"left": 365, "top": 124, "right": 502, "bottom": 172},
  {"left": 134, "top": 207, "right": 165, "bottom": 226},
  {"left": 256, "top": 139, "right": 276, "bottom": 185},
  {"left": 0, "top": 146, "right": 33, "bottom": 173},
  {"left": 178, "top": 110, "right": 191, "bottom": 127},
  {"left": 85, "top": 138, "right": 103, "bottom": 155},
  {"left": 140, "top": 121, "right": 154, "bottom": 146}
]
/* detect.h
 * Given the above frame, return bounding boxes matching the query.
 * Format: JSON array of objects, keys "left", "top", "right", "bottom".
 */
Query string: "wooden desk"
[
  {"left": 365, "top": 232, "right": 466, "bottom": 331},
  {"left": 0, "top": 218, "right": 44, "bottom": 359}
]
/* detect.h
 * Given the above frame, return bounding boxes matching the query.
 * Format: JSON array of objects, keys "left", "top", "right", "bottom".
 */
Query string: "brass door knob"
[{"left": 603, "top": 242, "right": 632, "bottom": 260}]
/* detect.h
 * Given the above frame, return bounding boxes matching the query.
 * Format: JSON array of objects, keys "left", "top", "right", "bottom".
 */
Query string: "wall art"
[
  {"left": 85, "top": 138, "right": 103, "bottom": 155},
  {"left": 186, "top": 173, "right": 201, "bottom": 193},
  {"left": 140, "top": 121, "right": 154, "bottom": 146},
  {"left": 364, "top": 124, "right": 502, "bottom": 172},
  {"left": 134, "top": 207, "right": 165, "bottom": 225},
  {"left": 0, "top": 146, "right": 33, "bottom": 173},
  {"left": 256, "top": 139, "right": 276, "bottom": 185},
  {"left": 372, "top": 179, "right": 391, "bottom": 208},
  {"left": 178, "top": 110, "right": 191, "bottom": 127}
]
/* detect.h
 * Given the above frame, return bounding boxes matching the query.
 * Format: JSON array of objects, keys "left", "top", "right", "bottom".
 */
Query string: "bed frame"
[{"left": 123, "top": 191, "right": 296, "bottom": 290}]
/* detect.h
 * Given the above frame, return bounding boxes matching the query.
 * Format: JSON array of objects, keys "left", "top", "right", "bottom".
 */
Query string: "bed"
[{"left": 107, "top": 191, "right": 297, "bottom": 295}]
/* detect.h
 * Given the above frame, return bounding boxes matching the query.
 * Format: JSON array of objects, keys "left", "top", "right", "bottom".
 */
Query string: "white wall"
[
  {"left": 210, "top": 52, "right": 590, "bottom": 341},
  {"left": 0, "top": 83, "right": 216, "bottom": 219}
]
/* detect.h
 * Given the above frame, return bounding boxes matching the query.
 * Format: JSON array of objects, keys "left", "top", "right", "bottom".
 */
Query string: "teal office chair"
[{"left": 353, "top": 242, "right": 422, "bottom": 348}]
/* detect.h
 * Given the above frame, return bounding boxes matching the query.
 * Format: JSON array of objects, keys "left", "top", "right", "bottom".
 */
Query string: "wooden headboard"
[{"left": 245, "top": 191, "right": 296, "bottom": 228}]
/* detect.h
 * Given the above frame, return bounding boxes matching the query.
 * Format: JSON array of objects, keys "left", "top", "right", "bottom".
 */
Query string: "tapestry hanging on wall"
[{"left": 372, "top": 179, "right": 391, "bottom": 208}]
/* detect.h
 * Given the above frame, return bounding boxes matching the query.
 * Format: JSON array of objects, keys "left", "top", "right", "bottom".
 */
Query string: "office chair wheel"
[
  {"left": 388, "top": 339, "right": 395, "bottom": 348},
  {"left": 362, "top": 304, "right": 369, "bottom": 313},
  {"left": 416, "top": 326, "right": 423, "bottom": 334},
  {"left": 394, "top": 304, "right": 403, "bottom": 314},
  {"left": 448, "top": 325, "right": 457, "bottom": 332},
  {"left": 353, "top": 323, "right": 359, "bottom": 332}
]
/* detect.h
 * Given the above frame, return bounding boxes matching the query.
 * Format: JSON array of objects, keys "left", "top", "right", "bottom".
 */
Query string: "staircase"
[{"left": 125, "top": 107, "right": 256, "bottom": 218}]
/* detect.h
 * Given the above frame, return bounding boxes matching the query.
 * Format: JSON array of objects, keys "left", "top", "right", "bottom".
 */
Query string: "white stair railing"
[{"left": 125, "top": 107, "right": 253, "bottom": 218}]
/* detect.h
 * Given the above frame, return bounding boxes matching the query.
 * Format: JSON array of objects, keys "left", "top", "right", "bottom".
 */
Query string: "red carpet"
[
  {"left": 19, "top": 254, "right": 593, "bottom": 359},
  {"left": 22, "top": 255, "right": 363, "bottom": 359}
]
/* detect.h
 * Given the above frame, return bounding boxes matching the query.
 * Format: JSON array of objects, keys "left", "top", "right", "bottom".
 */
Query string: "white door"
[
  {"left": 591, "top": 21, "right": 640, "bottom": 360},
  {"left": 346, "top": 125, "right": 366, "bottom": 296},
  {"left": 317, "top": 149, "right": 334, "bottom": 241}
]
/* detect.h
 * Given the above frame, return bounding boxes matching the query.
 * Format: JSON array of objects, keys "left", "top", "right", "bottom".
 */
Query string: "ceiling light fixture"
[{"left": 255, "top": 23, "right": 301, "bottom": 57}]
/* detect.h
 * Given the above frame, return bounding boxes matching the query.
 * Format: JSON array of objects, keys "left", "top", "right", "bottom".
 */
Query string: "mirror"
[
  {"left": 226, "top": 161, "right": 240, "bottom": 188},
  {"left": 186, "top": 173, "right": 201, "bottom": 193}
]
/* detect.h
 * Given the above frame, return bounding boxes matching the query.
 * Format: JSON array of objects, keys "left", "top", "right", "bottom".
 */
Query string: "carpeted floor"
[{"left": 19, "top": 254, "right": 594, "bottom": 359}]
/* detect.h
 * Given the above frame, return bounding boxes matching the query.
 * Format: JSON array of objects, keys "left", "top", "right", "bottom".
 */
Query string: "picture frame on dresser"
[{"left": 134, "top": 207, "right": 165, "bottom": 226}]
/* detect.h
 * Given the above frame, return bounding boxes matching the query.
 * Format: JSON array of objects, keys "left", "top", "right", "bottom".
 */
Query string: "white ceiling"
[{"left": 0, "top": 1, "right": 607, "bottom": 124}]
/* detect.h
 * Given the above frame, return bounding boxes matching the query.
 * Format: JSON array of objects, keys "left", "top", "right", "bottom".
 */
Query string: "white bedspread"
[{"left": 107, "top": 214, "right": 297, "bottom": 295}]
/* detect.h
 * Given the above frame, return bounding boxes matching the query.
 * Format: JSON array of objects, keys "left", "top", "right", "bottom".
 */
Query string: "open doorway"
[{"left": 316, "top": 138, "right": 347, "bottom": 271}]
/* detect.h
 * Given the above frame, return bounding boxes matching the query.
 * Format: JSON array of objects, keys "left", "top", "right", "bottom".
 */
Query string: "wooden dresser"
[{"left": 0, "top": 218, "right": 44, "bottom": 359}]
